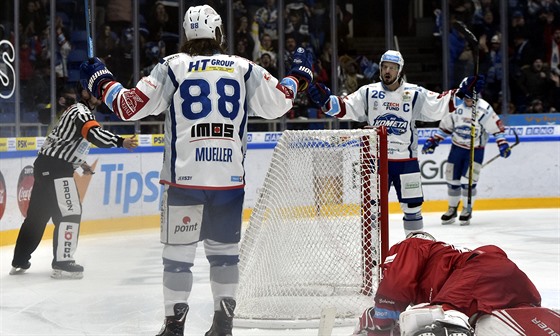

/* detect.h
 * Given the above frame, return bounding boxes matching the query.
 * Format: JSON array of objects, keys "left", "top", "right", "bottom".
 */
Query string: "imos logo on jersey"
[
  {"left": 17, "top": 166, "right": 34, "bottom": 218},
  {"left": 190, "top": 123, "right": 234, "bottom": 139},
  {"left": 0, "top": 171, "right": 6, "bottom": 220}
]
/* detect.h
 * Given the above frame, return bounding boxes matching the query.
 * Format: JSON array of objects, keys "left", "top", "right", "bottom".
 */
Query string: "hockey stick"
[
  {"left": 453, "top": 20, "right": 479, "bottom": 212},
  {"left": 482, "top": 129, "right": 520, "bottom": 168},
  {"left": 84, "top": 0, "right": 94, "bottom": 58}
]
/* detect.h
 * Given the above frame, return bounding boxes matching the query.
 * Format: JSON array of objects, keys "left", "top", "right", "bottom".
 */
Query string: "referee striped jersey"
[{"left": 40, "top": 102, "right": 124, "bottom": 164}]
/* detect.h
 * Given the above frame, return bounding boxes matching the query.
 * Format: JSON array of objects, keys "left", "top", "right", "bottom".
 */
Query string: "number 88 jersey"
[{"left": 102, "top": 53, "right": 294, "bottom": 189}]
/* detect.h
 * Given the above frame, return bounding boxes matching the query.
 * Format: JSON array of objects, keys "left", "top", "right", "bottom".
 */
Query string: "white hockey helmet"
[
  {"left": 183, "top": 5, "right": 223, "bottom": 42},
  {"left": 379, "top": 50, "right": 404, "bottom": 77}
]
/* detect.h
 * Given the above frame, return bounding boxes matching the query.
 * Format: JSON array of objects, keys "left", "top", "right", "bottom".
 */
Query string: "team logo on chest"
[{"left": 373, "top": 113, "right": 408, "bottom": 135}]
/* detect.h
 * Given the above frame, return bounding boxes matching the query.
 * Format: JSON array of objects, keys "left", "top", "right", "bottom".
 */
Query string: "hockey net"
[{"left": 235, "top": 128, "right": 389, "bottom": 328}]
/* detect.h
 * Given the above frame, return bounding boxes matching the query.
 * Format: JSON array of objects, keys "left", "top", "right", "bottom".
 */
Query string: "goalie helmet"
[
  {"left": 379, "top": 50, "right": 404, "bottom": 77},
  {"left": 183, "top": 5, "right": 224, "bottom": 43},
  {"left": 406, "top": 231, "right": 436, "bottom": 241}
]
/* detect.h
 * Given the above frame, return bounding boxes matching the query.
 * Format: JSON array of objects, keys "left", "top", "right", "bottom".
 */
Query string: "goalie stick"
[
  {"left": 453, "top": 20, "right": 479, "bottom": 212},
  {"left": 482, "top": 130, "right": 520, "bottom": 168}
]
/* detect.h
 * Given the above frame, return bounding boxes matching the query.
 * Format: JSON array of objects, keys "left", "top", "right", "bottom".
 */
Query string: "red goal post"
[{"left": 235, "top": 128, "right": 389, "bottom": 328}]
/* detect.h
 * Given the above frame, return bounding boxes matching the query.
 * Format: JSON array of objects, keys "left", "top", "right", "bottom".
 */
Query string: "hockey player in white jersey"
[
  {"left": 80, "top": 5, "right": 313, "bottom": 336},
  {"left": 422, "top": 85, "right": 511, "bottom": 225},
  {"left": 308, "top": 50, "right": 484, "bottom": 236}
]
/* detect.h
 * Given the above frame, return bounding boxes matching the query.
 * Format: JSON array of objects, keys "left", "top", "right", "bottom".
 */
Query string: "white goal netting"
[{"left": 235, "top": 129, "right": 389, "bottom": 328}]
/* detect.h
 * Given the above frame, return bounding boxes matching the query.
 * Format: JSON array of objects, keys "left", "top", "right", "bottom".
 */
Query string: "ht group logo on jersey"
[
  {"left": 372, "top": 113, "right": 408, "bottom": 135},
  {"left": 0, "top": 171, "right": 6, "bottom": 220},
  {"left": 17, "top": 166, "right": 34, "bottom": 218},
  {"left": 188, "top": 59, "right": 235, "bottom": 73}
]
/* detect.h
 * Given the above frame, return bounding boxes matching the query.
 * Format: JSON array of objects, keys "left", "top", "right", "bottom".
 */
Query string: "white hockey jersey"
[
  {"left": 102, "top": 53, "right": 295, "bottom": 189},
  {"left": 325, "top": 81, "right": 457, "bottom": 160},
  {"left": 438, "top": 97, "right": 506, "bottom": 149}
]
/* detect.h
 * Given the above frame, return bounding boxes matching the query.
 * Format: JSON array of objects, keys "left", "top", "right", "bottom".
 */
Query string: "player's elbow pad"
[{"left": 324, "top": 97, "right": 344, "bottom": 117}]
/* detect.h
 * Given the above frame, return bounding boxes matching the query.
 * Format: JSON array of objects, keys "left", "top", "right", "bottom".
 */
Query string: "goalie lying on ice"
[{"left": 353, "top": 232, "right": 559, "bottom": 336}]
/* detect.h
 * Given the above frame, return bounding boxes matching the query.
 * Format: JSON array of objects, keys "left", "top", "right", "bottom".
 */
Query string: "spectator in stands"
[
  {"left": 147, "top": 2, "right": 173, "bottom": 45},
  {"left": 472, "top": 9, "right": 499, "bottom": 46},
  {"left": 283, "top": 34, "right": 298, "bottom": 68},
  {"left": 517, "top": 58, "right": 553, "bottom": 110},
  {"left": 319, "top": 41, "right": 333, "bottom": 86},
  {"left": 480, "top": 34, "right": 503, "bottom": 106},
  {"left": 526, "top": 99, "right": 545, "bottom": 113},
  {"left": 54, "top": 16, "right": 71, "bottom": 92},
  {"left": 235, "top": 39, "right": 252, "bottom": 60},
  {"left": 254, "top": 0, "right": 279, "bottom": 44},
  {"left": 546, "top": 27, "right": 560, "bottom": 74},
  {"left": 509, "top": 10, "right": 528, "bottom": 46},
  {"left": 96, "top": 25, "right": 119, "bottom": 61},
  {"left": 235, "top": 16, "right": 254, "bottom": 58},
  {"left": 105, "top": 0, "right": 132, "bottom": 39},
  {"left": 308, "top": 0, "right": 328, "bottom": 50},
  {"left": 285, "top": 2, "right": 311, "bottom": 45},
  {"left": 259, "top": 52, "right": 278, "bottom": 78},
  {"left": 232, "top": 0, "right": 248, "bottom": 21},
  {"left": 251, "top": 21, "right": 277, "bottom": 66},
  {"left": 312, "top": 58, "right": 329, "bottom": 85}
]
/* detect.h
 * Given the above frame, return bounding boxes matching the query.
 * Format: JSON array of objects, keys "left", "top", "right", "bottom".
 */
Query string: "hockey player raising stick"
[
  {"left": 307, "top": 50, "right": 484, "bottom": 236},
  {"left": 353, "top": 232, "right": 557, "bottom": 336},
  {"left": 422, "top": 81, "right": 511, "bottom": 225},
  {"left": 80, "top": 4, "right": 313, "bottom": 336}
]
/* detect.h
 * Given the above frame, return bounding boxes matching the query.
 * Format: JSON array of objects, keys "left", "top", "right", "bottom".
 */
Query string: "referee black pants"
[{"left": 12, "top": 155, "right": 82, "bottom": 268}]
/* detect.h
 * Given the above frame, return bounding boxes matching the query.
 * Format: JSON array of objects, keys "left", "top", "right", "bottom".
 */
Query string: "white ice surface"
[{"left": 1, "top": 208, "right": 559, "bottom": 335}]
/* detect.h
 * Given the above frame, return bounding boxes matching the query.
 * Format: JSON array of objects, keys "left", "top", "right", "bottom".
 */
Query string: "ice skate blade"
[
  {"left": 9, "top": 267, "right": 28, "bottom": 275},
  {"left": 441, "top": 218, "right": 456, "bottom": 225},
  {"left": 459, "top": 220, "right": 470, "bottom": 226},
  {"left": 51, "top": 269, "right": 83, "bottom": 279}
]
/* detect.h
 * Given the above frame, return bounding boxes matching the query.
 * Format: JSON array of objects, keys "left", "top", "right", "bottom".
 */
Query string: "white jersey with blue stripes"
[
  {"left": 102, "top": 53, "right": 295, "bottom": 189},
  {"left": 438, "top": 97, "right": 506, "bottom": 149},
  {"left": 328, "top": 81, "right": 456, "bottom": 160}
]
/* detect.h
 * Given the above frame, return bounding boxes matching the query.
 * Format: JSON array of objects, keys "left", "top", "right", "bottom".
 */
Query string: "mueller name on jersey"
[{"left": 195, "top": 147, "right": 233, "bottom": 162}]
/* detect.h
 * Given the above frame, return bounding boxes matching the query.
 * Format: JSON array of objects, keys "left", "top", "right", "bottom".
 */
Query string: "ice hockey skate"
[
  {"left": 156, "top": 303, "right": 189, "bottom": 336},
  {"left": 9, "top": 262, "right": 31, "bottom": 275},
  {"left": 205, "top": 298, "right": 236, "bottom": 336},
  {"left": 441, "top": 206, "right": 458, "bottom": 225},
  {"left": 51, "top": 261, "right": 84, "bottom": 279},
  {"left": 459, "top": 208, "right": 472, "bottom": 226}
]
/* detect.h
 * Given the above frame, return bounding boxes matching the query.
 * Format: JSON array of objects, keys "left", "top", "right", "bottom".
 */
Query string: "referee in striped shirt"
[{"left": 10, "top": 81, "right": 138, "bottom": 279}]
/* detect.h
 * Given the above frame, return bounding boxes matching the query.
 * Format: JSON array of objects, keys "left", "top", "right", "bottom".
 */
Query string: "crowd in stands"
[
  {"left": 435, "top": 0, "right": 560, "bottom": 114},
  {"left": 2, "top": 0, "right": 559, "bottom": 136}
]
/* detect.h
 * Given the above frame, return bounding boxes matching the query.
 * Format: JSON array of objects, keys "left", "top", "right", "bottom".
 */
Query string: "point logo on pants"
[{"left": 17, "top": 165, "right": 34, "bottom": 218}]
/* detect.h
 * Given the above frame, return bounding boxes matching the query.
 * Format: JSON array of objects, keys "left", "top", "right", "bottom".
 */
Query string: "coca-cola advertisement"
[
  {"left": 17, "top": 165, "right": 34, "bottom": 218},
  {"left": 0, "top": 171, "right": 6, "bottom": 220}
]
